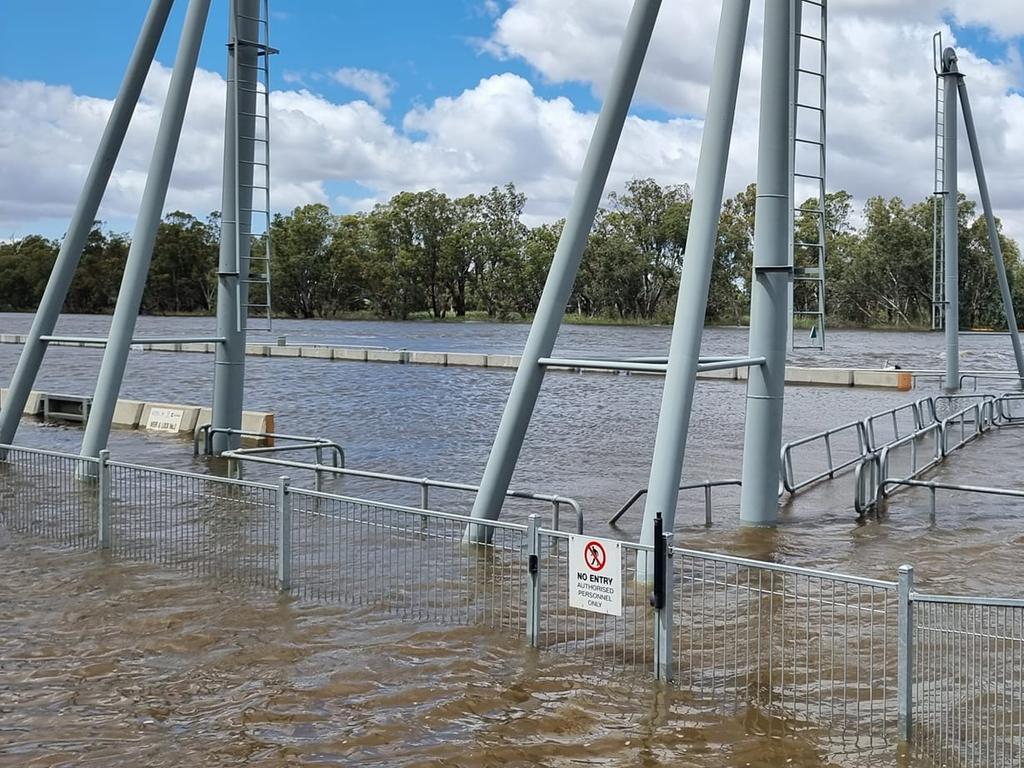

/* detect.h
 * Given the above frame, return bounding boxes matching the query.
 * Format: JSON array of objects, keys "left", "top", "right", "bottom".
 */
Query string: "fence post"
[
  {"left": 98, "top": 449, "right": 111, "bottom": 550},
  {"left": 704, "top": 483, "right": 712, "bottom": 527},
  {"left": 897, "top": 564, "right": 915, "bottom": 743},
  {"left": 277, "top": 475, "right": 291, "bottom": 592},
  {"left": 526, "top": 513, "right": 541, "bottom": 648},
  {"left": 651, "top": 513, "right": 674, "bottom": 682}
]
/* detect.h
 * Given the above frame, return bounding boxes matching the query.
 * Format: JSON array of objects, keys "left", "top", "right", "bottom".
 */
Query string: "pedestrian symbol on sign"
[{"left": 585, "top": 540, "right": 606, "bottom": 571}]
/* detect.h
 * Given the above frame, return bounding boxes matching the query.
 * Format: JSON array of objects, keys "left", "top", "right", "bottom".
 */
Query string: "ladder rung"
[
  {"left": 795, "top": 138, "right": 824, "bottom": 146},
  {"left": 796, "top": 104, "right": 824, "bottom": 112},
  {"left": 796, "top": 67, "right": 824, "bottom": 78},
  {"left": 794, "top": 242, "right": 824, "bottom": 248},
  {"left": 239, "top": 160, "right": 269, "bottom": 167},
  {"left": 793, "top": 172, "right": 824, "bottom": 181},
  {"left": 798, "top": 33, "right": 824, "bottom": 43},
  {"left": 796, "top": 207, "right": 824, "bottom": 214},
  {"left": 794, "top": 310, "right": 823, "bottom": 316}
]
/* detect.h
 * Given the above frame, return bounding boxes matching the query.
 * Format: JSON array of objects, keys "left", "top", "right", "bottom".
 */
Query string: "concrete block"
[
  {"left": 696, "top": 368, "right": 737, "bottom": 381},
  {"left": 241, "top": 410, "right": 275, "bottom": 436},
  {"left": 410, "top": 351, "right": 447, "bottom": 365},
  {"left": 140, "top": 402, "right": 200, "bottom": 434},
  {"left": 486, "top": 354, "right": 521, "bottom": 368},
  {"left": 245, "top": 343, "right": 269, "bottom": 356},
  {"left": 852, "top": 369, "right": 913, "bottom": 391},
  {"left": 23, "top": 390, "right": 44, "bottom": 416},
  {"left": 197, "top": 407, "right": 212, "bottom": 428},
  {"left": 366, "top": 349, "right": 405, "bottom": 363},
  {"left": 785, "top": 366, "right": 853, "bottom": 386},
  {"left": 334, "top": 347, "right": 368, "bottom": 362},
  {"left": 112, "top": 399, "right": 145, "bottom": 428},
  {"left": 299, "top": 345, "right": 334, "bottom": 360},
  {"left": 737, "top": 366, "right": 749, "bottom": 381},
  {"left": 268, "top": 345, "right": 300, "bottom": 358},
  {"left": 446, "top": 352, "right": 488, "bottom": 367},
  {"left": 180, "top": 342, "right": 211, "bottom": 353},
  {"left": 1, "top": 334, "right": 18, "bottom": 344}
]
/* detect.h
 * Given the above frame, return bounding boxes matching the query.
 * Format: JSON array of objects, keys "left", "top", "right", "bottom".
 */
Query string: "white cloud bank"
[{"left": 2, "top": 0, "right": 1024, "bottom": 245}]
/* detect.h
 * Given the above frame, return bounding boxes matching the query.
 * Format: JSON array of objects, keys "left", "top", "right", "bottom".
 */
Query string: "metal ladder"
[
  {"left": 230, "top": 0, "right": 276, "bottom": 332},
  {"left": 790, "top": 0, "right": 827, "bottom": 350},
  {"left": 931, "top": 32, "right": 946, "bottom": 331}
]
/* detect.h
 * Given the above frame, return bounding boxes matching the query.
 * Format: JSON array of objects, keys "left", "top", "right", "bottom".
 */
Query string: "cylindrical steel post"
[
  {"left": 943, "top": 49, "right": 960, "bottom": 392},
  {"left": 957, "top": 78, "right": 1024, "bottom": 381},
  {"left": 466, "top": 0, "right": 663, "bottom": 543},
  {"left": 897, "top": 564, "right": 915, "bottom": 743},
  {"left": 211, "top": 0, "right": 261, "bottom": 455},
  {"left": 653, "top": 528, "right": 674, "bottom": 681},
  {"left": 739, "top": 0, "right": 792, "bottom": 526},
  {"left": 98, "top": 449, "right": 112, "bottom": 550},
  {"left": 0, "top": 0, "right": 175, "bottom": 447},
  {"left": 80, "top": 0, "right": 213, "bottom": 460},
  {"left": 636, "top": 0, "right": 750, "bottom": 548},
  {"left": 277, "top": 475, "right": 291, "bottom": 591}
]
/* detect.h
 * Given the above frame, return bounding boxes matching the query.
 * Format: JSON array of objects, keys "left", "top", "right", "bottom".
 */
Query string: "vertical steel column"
[
  {"left": 638, "top": 0, "right": 750, "bottom": 548},
  {"left": 786, "top": 0, "right": 800, "bottom": 350},
  {"left": 957, "top": 77, "right": 1024, "bottom": 381},
  {"left": 277, "top": 475, "right": 291, "bottom": 591},
  {"left": 80, "top": 0, "right": 213, "bottom": 460},
  {"left": 652, "top": 518, "right": 674, "bottom": 681},
  {"left": 897, "top": 564, "right": 915, "bottom": 743},
  {"left": 211, "top": 0, "right": 260, "bottom": 455},
  {"left": 466, "top": 0, "right": 662, "bottom": 541},
  {"left": 942, "top": 49, "right": 960, "bottom": 392},
  {"left": 98, "top": 449, "right": 112, "bottom": 550},
  {"left": 0, "top": 0, "right": 175, "bottom": 447},
  {"left": 739, "top": 0, "right": 792, "bottom": 526}
]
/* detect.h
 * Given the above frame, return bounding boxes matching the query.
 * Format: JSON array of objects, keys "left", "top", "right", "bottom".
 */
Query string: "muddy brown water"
[{"left": 2, "top": 316, "right": 1021, "bottom": 765}]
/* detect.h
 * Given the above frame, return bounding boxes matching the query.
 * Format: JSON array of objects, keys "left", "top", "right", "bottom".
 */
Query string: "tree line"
[{"left": 1, "top": 178, "right": 1022, "bottom": 329}]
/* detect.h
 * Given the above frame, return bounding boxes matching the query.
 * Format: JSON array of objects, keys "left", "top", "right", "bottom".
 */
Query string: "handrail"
[
  {"left": 781, "top": 419, "right": 867, "bottom": 493},
  {"left": 608, "top": 479, "right": 741, "bottom": 526},
  {"left": 194, "top": 423, "right": 345, "bottom": 467},
  {"left": 220, "top": 451, "right": 584, "bottom": 534}
]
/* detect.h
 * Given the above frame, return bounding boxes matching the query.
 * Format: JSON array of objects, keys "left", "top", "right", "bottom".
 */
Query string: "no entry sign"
[{"left": 568, "top": 534, "right": 622, "bottom": 616}]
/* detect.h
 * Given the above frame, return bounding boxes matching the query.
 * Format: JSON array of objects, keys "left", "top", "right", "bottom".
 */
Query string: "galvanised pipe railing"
[{"left": 608, "top": 479, "right": 742, "bottom": 527}]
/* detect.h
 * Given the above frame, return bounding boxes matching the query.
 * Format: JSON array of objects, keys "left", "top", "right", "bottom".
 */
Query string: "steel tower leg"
[
  {"left": 942, "top": 49, "right": 960, "bottom": 393},
  {"left": 465, "top": 0, "right": 662, "bottom": 541},
  {"left": 739, "top": 0, "right": 792, "bottom": 527},
  {"left": 211, "top": 0, "right": 260, "bottom": 455},
  {"left": 637, "top": 0, "right": 751, "bottom": 548},
  {"left": 0, "top": 0, "right": 175, "bottom": 447},
  {"left": 956, "top": 77, "right": 1024, "bottom": 382},
  {"left": 81, "top": 0, "right": 213, "bottom": 460}
]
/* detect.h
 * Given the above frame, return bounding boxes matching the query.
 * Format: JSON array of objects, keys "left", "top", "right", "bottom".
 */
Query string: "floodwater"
[{"left": 2, "top": 314, "right": 1022, "bottom": 766}]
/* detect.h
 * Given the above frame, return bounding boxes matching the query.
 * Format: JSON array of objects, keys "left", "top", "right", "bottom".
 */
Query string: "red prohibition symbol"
[{"left": 584, "top": 540, "right": 607, "bottom": 572}]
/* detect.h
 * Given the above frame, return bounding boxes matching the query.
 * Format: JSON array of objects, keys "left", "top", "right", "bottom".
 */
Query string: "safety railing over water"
[
  {"left": 854, "top": 397, "right": 1006, "bottom": 515},
  {"left": 607, "top": 479, "right": 741, "bottom": 527},
  {"left": 219, "top": 449, "right": 584, "bottom": 534},
  {"left": 1, "top": 441, "right": 1021, "bottom": 759}
]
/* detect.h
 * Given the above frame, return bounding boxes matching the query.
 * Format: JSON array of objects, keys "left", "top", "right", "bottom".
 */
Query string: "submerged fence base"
[{"left": 1, "top": 441, "right": 1021, "bottom": 763}]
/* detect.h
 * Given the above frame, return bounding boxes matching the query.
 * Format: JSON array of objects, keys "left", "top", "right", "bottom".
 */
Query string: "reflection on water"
[{"left": 1, "top": 315, "right": 1020, "bottom": 765}]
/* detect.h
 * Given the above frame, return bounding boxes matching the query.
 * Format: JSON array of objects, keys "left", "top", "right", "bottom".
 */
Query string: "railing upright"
[
  {"left": 526, "top": 514, "right": 541, "bottom": 648},
  {"left": 897, "top": 564, "right": 914, "bottom": 744},
  {"left": 277, "top": 475, "right": 291, "bottom": 591},
  {"left": 98, "top": 449, "right": 112, "bottom": 550},
  {"left": 651, "top": 513, "right": 673, "bottom": 682}
]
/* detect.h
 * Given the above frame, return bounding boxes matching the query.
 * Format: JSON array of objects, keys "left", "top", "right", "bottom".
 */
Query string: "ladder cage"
[
  {"left": 931, "top": 31, "right": 946, "bottom": 332},
  {"left": 229, "top": 0, "right": 275, "bottom": 333},
  {"left": 790, "top": 0, "right": 828, "bottom": 350}
]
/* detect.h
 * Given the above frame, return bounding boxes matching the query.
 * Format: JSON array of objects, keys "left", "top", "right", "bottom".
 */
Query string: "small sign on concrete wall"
[
  {"left": 568, "top": 534, "right": 622, "bottom": 616},
  {"left": 145, "top": 407, "right": 184, "bottom": 433}
]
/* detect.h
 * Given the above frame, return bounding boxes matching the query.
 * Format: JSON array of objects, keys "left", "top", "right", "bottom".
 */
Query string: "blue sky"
[{"left": 2, "top": 1, "right": 1024, "bottom": 242}]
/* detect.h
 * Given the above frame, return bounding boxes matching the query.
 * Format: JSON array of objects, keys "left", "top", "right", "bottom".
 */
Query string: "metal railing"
[
  {"left": 194, "top": 424, "right": 346, "bottom": 467},
  {"left": 220, "top": 451, "right": 584, "bottom": 534},
  {"left": 781, "top": 419, "right": 868, "bottom": 494},
  {"left": 5, "top": 442, "right": 1024, "bottom": 759},
  {"left": 608, "top": 479, "right": 741, "bottom": 526}
]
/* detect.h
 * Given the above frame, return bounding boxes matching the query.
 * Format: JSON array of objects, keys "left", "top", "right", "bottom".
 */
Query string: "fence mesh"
[
  {"left": 535, "top": 534, "right": 654, "bottom": 675},
  {"left": 672, "top": 550, "right": 899, "bottom": 740},
  {"left": 288, "top": 489, "right": 528, "bottom": 634},
  {"left": 0, "top": 446, "right": 98, "bottom": 548},
  {"left": 109, "top": 463, "right": 279, "bottom": 589},
  {"left": 913, "top": 599, "right": 1024, "bottom": 767}
]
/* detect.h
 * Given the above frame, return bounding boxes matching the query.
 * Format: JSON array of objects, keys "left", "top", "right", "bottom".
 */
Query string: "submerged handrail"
[
  {"left": 194, "top": 424, "right": 345, "bottom": 467},
  {"left": 608, "top": 479, "right": 742, "bottom": 527},
  {"left": 220, "top": 451, "right": 583, "bottom": 534}
]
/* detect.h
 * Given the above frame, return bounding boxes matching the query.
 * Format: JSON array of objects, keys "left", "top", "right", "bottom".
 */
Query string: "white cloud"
[
  {"left": 2, "top": 0, "right": 1024, "bottom": 251},
  {"left": 329, "top": 67, "right": 396, "bottom": 110}
]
